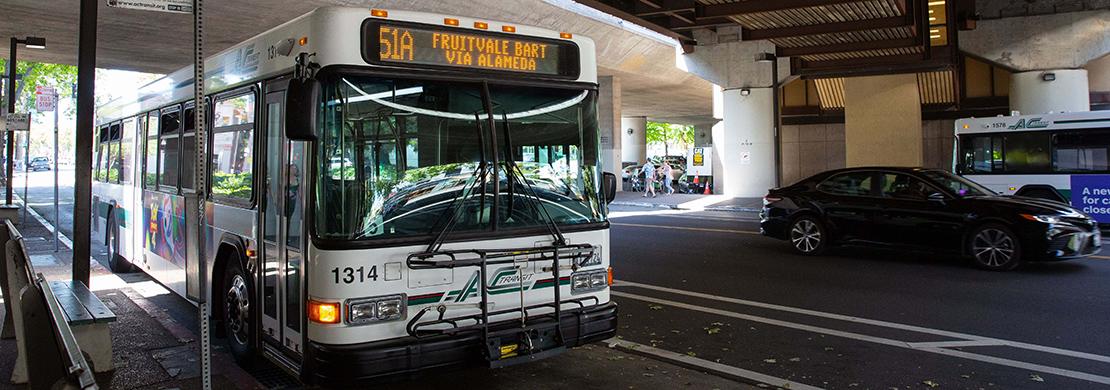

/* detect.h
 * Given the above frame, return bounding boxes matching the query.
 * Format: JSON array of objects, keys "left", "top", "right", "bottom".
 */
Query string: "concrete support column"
[
  {"left": 713, "top": 88, "right": 776, "bottom": 197},
  {"left": 1011, "top": 69, "right": 1090, "bottom": 114},
  {"left": 598, "top": 76, "right": 622, "bottom": 189},
  {"left": 844, "top": 74, "right": 922, "bottom": 167},
  {"left": 621, "top": 116, "right": 646, "bottom": 165}
]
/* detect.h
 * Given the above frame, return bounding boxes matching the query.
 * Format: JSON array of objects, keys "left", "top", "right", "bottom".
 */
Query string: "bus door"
[{"left": 259, "top": 81, "right": 307, "bottom": 356}]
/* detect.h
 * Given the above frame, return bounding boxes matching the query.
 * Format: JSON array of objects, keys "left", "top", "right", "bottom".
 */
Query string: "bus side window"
[
  {"left": 145, "top": 112, "right": 160, "bottom": 189},
  {"left": 181, "top": 107, "right": 197, "bottom": 192},
  {"left": 96, "top": 126, "right": 109, "bottom": 182},
  {"left": 121, "top": 117, "right": 136, "bottom": 185},
  {"left": 211, "top": 92, "right": 257, "bottom": 203},
  {"left": 109, "top": 122, "right": 122, "bottom": 183},
  {"left": 1053, "top": 129, "right": 1110, "bottom": 173},
  {"left": 160, "top": 110, "right": 181, "bottom": 192}
]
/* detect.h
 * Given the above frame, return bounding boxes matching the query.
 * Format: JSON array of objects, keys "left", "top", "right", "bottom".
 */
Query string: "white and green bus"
[
  {"left": 955, "top": 111, "right": 1110, "bottom": 222},
  {"left": 92, "top": 7, "right": 618, "bottom": 385}
]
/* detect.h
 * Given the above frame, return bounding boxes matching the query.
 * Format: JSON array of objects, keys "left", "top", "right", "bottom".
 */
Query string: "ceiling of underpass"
[{"left": 0, "top": 0, "right": 715, "bottom": 124}]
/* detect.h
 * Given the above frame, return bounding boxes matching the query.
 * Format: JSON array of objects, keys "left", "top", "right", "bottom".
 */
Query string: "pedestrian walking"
[
  {"left": 661, "top": 162, "right": 674, "bottom": 195},
  {"left": 640, "top": 160, "right": 656, "bottom": 197}
]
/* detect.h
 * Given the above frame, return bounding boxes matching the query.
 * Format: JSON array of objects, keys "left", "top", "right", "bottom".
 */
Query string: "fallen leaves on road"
[
  {"left": 648, "top": 304, "right": 663, "bottom": 310},
  {"left": 705, "top": 327, "right": 721, "bottom": 335},
  {"left": 788, "top": 357, "right": 801, "bottom": 362},
  {"left": 923, "top": 380, "right": 939, "bottom": 388},
  {"left": 763, "top": 358, "right": 777, "bottom": 364},
  {"left": 686, "top": 351, "right": 697, "bottom": 357},
  {"left": 1030, "top": 374, "right": 1045, "bottom": 382}
]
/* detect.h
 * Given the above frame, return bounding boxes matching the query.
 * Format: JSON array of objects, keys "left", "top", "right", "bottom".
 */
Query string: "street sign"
[
  {"left": 3, "top": 113, "right": 31, "bottom": 132},
  {"left": 35, "top": 86, "right": 57, "bottom": 112},
  {"left": 105, "top": 0, "right": 193, "bottom": 14}
]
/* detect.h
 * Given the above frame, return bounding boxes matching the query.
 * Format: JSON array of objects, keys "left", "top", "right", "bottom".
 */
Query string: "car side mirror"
[
  {"left": 285, "top": 77, "right": 321, "bottom": 141},
  {"left": 602, "top": 172, "right": 617, "bottom": 204}
]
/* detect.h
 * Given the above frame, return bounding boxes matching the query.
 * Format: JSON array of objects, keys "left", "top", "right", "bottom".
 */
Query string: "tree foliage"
[
  {"left": 1, "top": 59, "right": 78, "bottom": 114},
  {"left": 645, "top": 121, "right": 694, "bottom": 155}
]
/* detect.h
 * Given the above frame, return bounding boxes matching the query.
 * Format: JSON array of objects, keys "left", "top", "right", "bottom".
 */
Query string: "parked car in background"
[
  {"left": 28, "top": 157, "right": 51, "bottom": 171},
  {"left": 760, "top": 167, "right": 1100, "bottom": 271}
]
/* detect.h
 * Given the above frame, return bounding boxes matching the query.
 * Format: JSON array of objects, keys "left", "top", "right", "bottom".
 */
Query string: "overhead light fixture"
[
  {"left": 740, "top": 88, "right": 751, "bottom": 96},
  {"left": 755, "top": 52, "right": 776, "bottom": 63},
  {"left": 20, "top": 36, "right": 46, "bottom": 49},
  {"left": 1042, "top": 72, "right": 1056, "bottom": 82}
]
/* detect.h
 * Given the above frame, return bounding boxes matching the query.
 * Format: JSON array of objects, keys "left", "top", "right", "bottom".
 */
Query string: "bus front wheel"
[
  {"left": 223, "top": 259, "right": 256, "bottom": 366},
  {"left": 106, "top": 216, "right": 134, "bottom": 273}
]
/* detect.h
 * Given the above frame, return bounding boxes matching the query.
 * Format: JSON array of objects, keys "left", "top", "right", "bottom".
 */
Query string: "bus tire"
[
  {"left": 106, "top": 215, "right": 134, "bottom": 273},
  {"left": 223, "top": 258, "right": 256, "bottom": 367}
]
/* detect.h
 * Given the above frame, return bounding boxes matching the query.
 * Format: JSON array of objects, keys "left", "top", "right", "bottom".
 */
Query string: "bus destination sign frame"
[{"left": 363, "top": 20, "right": 580, "bottom": 79}]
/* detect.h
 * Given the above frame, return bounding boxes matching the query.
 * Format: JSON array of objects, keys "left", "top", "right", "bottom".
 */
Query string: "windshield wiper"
[
  {"left": 423, "top": 113, "right": 491, "bottom": 254},
  {"left": 499, "top": 112, "right": 567, "bottom": 246}
]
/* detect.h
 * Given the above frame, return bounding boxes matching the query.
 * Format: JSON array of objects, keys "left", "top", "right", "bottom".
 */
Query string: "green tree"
[
  {"left": 645, "top": 121, "right": 694, "bottom": 157},
  {"left": 1, "top": 60, "right": 78, "bottom": 115}
]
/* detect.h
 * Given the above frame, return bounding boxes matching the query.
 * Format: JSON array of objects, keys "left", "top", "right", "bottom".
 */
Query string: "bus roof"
[
  {"left": 96, "top": 7, "right": 598, "bottom": 125},
  {"left": 955, "top": 110, "right": 1110, "bottom": 135}
]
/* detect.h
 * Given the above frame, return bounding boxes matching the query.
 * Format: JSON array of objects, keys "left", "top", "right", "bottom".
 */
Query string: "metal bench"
[
  {"left": 20, "top": 272, "right": 99, "bottom": 389},
  {"left": 1, "top": 220, "right": 115, "bottom": 386}
]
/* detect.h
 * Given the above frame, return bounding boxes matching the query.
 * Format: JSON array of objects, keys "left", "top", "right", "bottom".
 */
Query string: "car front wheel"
[
  {"left": 969, "top": 224, "right": 1022, "bottom": 271},
  {"left": 789, "top": 216, "right": 827, "bottom": 255}
]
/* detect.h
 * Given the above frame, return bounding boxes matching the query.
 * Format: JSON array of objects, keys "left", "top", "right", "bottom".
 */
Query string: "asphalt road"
[
  {"left": 19, "top": 168, "right": 1110, "bottom": 388},
  {"left": 607, "top": 205, "right": 1110, "bottom": 389},
  {"left": 11, "top": 167, "right": 76, "bottom": 239}
]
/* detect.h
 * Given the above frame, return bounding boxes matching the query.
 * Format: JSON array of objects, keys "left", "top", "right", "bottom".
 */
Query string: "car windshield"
[
  {"left": 919, "top": 170, "right": 994, "bottom": 197},
  {"left": 315, "top": 75, "right": 605, "bottom": 241}
]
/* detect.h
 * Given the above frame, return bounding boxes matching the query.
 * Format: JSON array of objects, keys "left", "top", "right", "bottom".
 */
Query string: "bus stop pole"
[
  {"left": 73, "top": 0, "right": 96, "bottom": 286},
  {"left": 193, "top": 1, "right": 212, "bottom": 388},
  {"left": 53, "top": 96, "right": 59, "bottom": 252}
]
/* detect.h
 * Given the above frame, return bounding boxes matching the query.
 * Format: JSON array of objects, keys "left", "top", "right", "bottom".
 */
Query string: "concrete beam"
[{"left": 959, "top": 9, "right": 1110, "bottom": 71}]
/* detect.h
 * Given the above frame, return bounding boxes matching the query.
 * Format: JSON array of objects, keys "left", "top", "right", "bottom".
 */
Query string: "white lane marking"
[
  {"left": 638, "top": 213, "right": 760, "bottom": 223},
  {"left": 21, "top": 195, "right": 74, "bottom": 249},
  {"left": 610, "top": 223, "right": 760, "bottom": 235},
  {"left": 613, "top": 291, "right": 1110, "bottom": 386},
  {"left": 604, "top": 338, "right": 825, "bottom": 390},
  {"left": 616, "top": 280, "right": 1110, "bottom": 364},
  {"left": 907, "top": 340, "right": 1007, "bottom": 348}
]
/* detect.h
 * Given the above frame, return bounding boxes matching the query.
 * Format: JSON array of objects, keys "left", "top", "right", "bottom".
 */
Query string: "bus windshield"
[{"left": 315, "top": 75, "right": 606, "bottom": 241}]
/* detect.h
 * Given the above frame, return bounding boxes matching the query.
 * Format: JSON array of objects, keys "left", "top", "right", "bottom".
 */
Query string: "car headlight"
[
  {"left": 571, "top": 269, "right": 609, "bottom": 293},
  {"left": 1020, "top": 214, "right": 1061, "bottom": 224},
  {"left": 346, "top": 294, "right": 406, "bottom": 325}
]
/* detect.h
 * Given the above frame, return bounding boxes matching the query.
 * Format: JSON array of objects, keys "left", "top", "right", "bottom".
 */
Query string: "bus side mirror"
[
  {"left": 285, "top": 78, "right": 320, "bottom": 141},
  {"left": 602, "top": 172, "right": 617, "bottom": 204}
]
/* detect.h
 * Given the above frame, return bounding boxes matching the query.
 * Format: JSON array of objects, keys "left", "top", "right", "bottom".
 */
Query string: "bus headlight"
[
  {"left": 571, "top": 270, "right": 608, "bottom": 293},
  {"left": 346, "top": 294, "right": 406, "bottom": 325}
]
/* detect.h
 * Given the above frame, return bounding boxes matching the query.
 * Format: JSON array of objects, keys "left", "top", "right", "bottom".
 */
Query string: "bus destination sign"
[{"left": 373, "top": 23, "right": 576, "bottom": 77}]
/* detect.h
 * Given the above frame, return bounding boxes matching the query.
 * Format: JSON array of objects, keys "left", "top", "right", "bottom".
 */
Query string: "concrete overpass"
[{"left": 2, "top": 0, "right": 1109, "bottom": 196}]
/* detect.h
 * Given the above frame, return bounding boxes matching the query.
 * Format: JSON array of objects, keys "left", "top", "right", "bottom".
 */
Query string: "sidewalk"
[
  {"left": 611, "top": 191, "right": 763, "bottom": 213},
  {"left": 0, "top": 206, "right": 265, "bottom": 390}
]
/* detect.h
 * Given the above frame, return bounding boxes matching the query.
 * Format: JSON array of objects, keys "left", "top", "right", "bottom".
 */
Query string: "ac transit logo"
[
  {"left": 1008, "top": 117, "right": 1049, "bottom": 130},
  {"left": 445, "top": 267, "right": 534, "bottom": 303}
]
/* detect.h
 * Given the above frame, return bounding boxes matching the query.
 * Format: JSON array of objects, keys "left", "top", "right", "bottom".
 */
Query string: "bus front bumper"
[{"left": 304, "top": 301, "right": 617, "bottom": 385}]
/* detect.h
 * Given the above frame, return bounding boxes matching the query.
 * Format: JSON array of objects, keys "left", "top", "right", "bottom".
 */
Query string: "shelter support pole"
[{"left": 73, "top": 0, "right": 96, "bottom": 285}]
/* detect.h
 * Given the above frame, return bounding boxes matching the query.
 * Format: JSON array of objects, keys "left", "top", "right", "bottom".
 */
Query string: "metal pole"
[
  {"left": 193, "top": 1, "right": 211, "bottom": 388},
  {"left": 6, "top": 38, "right": 17, "bottom": 206},
  {"left": 771, "top": 58, "right": 781, "bottom": 188},
  {"left": 53, "top": 98, "right": 59, "bottom": 251},
  {"left": 22, "top": 129, "right": 29, "bottom": 225},
  {"left": 73, "top": 0, "right": 96, "bottom": 286}
]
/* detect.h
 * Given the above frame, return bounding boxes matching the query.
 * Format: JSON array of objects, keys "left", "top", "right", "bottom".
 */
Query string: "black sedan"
[{"left": 760, "top": 167, "right": 1100, "bottom": 270}]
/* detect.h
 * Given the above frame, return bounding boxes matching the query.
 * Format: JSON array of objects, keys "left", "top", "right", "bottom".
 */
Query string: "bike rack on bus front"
[{"left": 405, "top": 244, "right": 600, "bottom": 366}]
